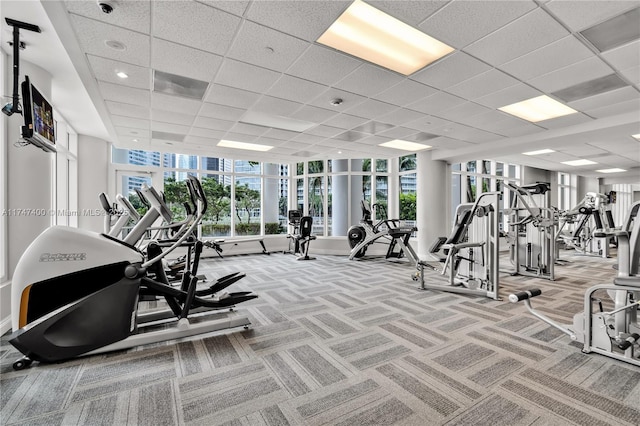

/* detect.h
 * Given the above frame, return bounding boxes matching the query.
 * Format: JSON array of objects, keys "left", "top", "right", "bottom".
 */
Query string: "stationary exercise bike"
[
  {"left": 9, "top": 178, "right": 257, "bottom": 369},
  {"left": 510, "top": 201, "right": 640, "bottom": 367}
]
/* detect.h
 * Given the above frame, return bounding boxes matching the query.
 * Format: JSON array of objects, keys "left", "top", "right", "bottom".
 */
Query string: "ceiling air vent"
[
  {"left": 152, "top": 131, "right": 186, "bottom": 142},
  {"left": 153, "top": 70, "right": 209, "bottom": 100},
  {"left": 552, "top": 74, "right": 628, "bottom": 103},
  {"left": 580, "top": 7, "right": 640, "bottom": 52}
]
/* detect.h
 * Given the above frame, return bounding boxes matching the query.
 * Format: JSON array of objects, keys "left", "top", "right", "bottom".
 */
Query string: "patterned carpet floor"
[{"left": 1, "top": 249, "right": 639, "bottom": 425}]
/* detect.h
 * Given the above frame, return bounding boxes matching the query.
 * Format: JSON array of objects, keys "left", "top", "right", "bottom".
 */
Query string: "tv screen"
[{"left": 20, "top": 75, "right": 56, "bottom": 152}]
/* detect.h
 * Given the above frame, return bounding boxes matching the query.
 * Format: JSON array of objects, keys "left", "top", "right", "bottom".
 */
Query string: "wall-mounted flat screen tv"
[{"left": 20, "top": 75, "right": 56, "bottom": 153}]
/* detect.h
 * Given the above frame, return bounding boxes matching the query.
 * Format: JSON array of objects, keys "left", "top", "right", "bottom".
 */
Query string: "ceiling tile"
[
  {"left": 426, "top": 136, "right": 475, "bottom": 149},
  {"left": 602, "top": 40, "right": 640, "bottom": 71},
  {"left": 250, "top": 95, "right": 303, "bottom": 116},
  {"left": 106, "top": 101, "right": 149, "bottom": 120},
  {"left": 322, "top": 114, "right": 369, "bottom": 130},
  {"left": 151, "top": 109, "right": 195, "bottom": 127},
  {"left": 66, "top": 0, "right": 151, "bottom": 33},
  {"left": 458, "top": 110, "right": 536, "bottom": 134},
  {"left": 403, "top": 115, "right": 451, "bottom": 132},
  {"left": 569, "top": 86, "right": 638, "bottom": 111},
  {"left": 185, "top": 133, "right": 223, "bottom": 144},
  {"left": 291, "top": 133, "right": 327, "bottom": 144},
  {"left": 583, "top": 98, "right": 640, "bottom": 119},
  {"left": 192, "top": 117, "right": 235, "bottom": 132},
  {"left": 267, "top": 75, "right": 327, "bottom": 104},
  {"left": 546, "top": 0, "right": 638, "bottom": 31},
  {"left": 410, "top": 52, "right": 491, "bottom": 89},
  {"left": 226, "top": 20, "right": 310, "bottom": 72},
  {"left": 376, "top": 108, "right": 425, "bottom": 126},
  {"left": 464, "top": 9, "right": 569, "bottom": 66},
  {"left": 447, "top": 69, "right": 520, "bottom": 100},
  {"left": 334, "top": 64, "right": 404, "bottom": 98},
  {"left": 286, "top": 45, "right": 362, "bottom": 86},
  {"left": 368, "top": 1, "right": 447, "bottom": 26},
  {"left": 620, "top": 66, "right": 640, "bottom": 85},
  {"left": 151, "top": 38, "right": 222, "bottom": 82},
  {"left": 536, "top": 112, "right": 593, "bottom": 129},
  {"left": 558, "top": 144, "right": 609, "bottom": 157},
  {"left": 305, "top": 125, "right": 345, "bottom": 138},
  {"left": 196, "top": 1, "right": 250, "bottom": 17},
  {"left": 205, "top": 85, "right": 260, "bottom": 109},
  {"left": 419, "top": 0, "right": 536, "bottom": 48},
  {"left": 344, "top": 99, "right": 398, "bottom": 119},
  {"left": 308, "top": 88, "right": 368, "bottom": 112},
  {"left": 200, "top": 103, "right": 245, "bottom": 121},
  {"left": 407, "top": 91, "right": 466, "bottom": 115},
  {"left": 498, "top": 123, "right": 545, "bottom": 138},
  {"left": 377, "top": 127, "right": 423, "bottom": 139},
  {"left": 215, "top": 59, "right": 281, "bottom": 93},
  {"left": 373, "top": 79, "right": 438, "bottom": 107},
  {"left": 245, "top": 1, "right": 350, "bottom": 42},
  {"left": 228, "top": 122, "right": 269, "bottom": 136},
  {"left": 475, "top": 84, "right": 542, "bottom": 109},
  {"left": 115, "top": 126, "right": 150, "bottom": 138},
  {"left": 436, "top": 102, "right": 492, "bottom": 122},
  {"left": 290, "top": 105, "right": 338, "bottom": 123},
  {"left": 528, "top": 57, "right": 612, "bottom": 93},
  {"left": 98, "top": 82, "right": 150, "bottom": 107},
  {"left": 111, "top": 115, "right": 150, "bottom": 130},
  {"left": 153, "top": 1, "right": 241, "bottom": 55},
  {"left": 151, "top": 122, "right": 191, "bottom": 135},
  {"left": 263, "top": 128, "right": 300, "bottom": 141},
  {"left": 222, "top": 132, "right": 258, "bottom": 143},
  {"left": 70, "top": 15, "right": 150, "bottom": 66},
  {"left": 151, "top": 92, "right": 202, "bottom": 115},
  {"left": 500, "top": 35, "right": 594, "bottom": 81},
  {"left": 88, "top": 55, "right": 150, "bottom": 89}
]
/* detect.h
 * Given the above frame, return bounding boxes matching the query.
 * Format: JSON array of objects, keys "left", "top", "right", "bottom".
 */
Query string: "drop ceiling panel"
[
  {"left": 621, "top": 66, "right": 640, "bottom": 85},
  {"left": 106, "top": 101, "right": 149, "bottom": 120},
  {"left": 151, "top": 92, "right": 202, "bottom": 115},
  {"left": 358, "top": 135, "right": 389, "bottom": 146},
  {"left": 583, "top": 98, "right": 640, "bottom": 119},
  {"left": 250, "top": 95, "right": 303, "bottom": 116},
  {"left": 588, "top": 155, "right": 639, "bottom": 168},
  {"left": 205, "top": 85, "right": 260, "bottom": 109},
  {"left": 70, "top": 15, "right": 150, "bottom": 67},
  {"left": 305, "top": 125, "right": 345, "bottom": 138},
  {"left": 528, "top": 57, "right": 613, "bottom": 93},
  {"left": 308, "top": 88, "right": 367, "bottom": 112},
  {"left": 536, "top": 112, "right": 593, "bottom": 130},
  {"left": 373, "top": 79, "right": 438, "bottom": 107},
  {"left": 65, "top": 1, "right": 151, "bottom": 33},
  {"left": 407, "top": 91, "right": 466, "bottom": 115},
  {"left": 184, "top": 134, "right": 223, "bottom": 145},
  {"left": 151, "top": 38, "right": 222, "bottom": 82},
  {"left": 410, "top": 52, "right": 492, "bottom": 89},
  {"left": 376, "top": 108, "right": 425, "bottom": 126},
  {"left": 215, "top": 59, "right": 281, "bottom": 93},
  {"left": 192, "top": 116, "right": 234, "bottom": 132},
  {"left": 98, "top": 82, "right": 150, "bottom": 107},
  {"left": 475, "top": 84, "right": 542, "bottom": 109},
  {"left": 200, "top": 103, "right": 245, "bottom": 121},
  {"left": 322, "top": 114, "right": 369, "bottom": 130},
  {"left": 286, "top": 45, "right": 362, "bottom": 86},
  {"left": 426, "top": 136, "right": 474, "bottom": 149},
  {"left": 290, "top": 105, "right": 337, "bottom": 123},
  {"left": 151, "top": 122, "right": 191, "bottom": 135},
  {"left": 447, "top": 69, "right": 520, "bottom": 100},
  {"left": 569, "top": 86, "right": 638, "bottom": 111},
  {"left": 436, "top": 102, "right": 492, "bottom": 122},
  {"left": 188, "top": 127, "right": 226, "bottom": 140},
  {"left": 334, "top": 65, "right": 404, "bottom": 98},
  {"left": 377, "top": 126, "right": 424, "bottom": 139},
  {"left": 226, "top": 21, "right": 310, "bottom": 72},
  {"left": 464, "top": 9, "right": 569, "bottom": 66},
  {"left": 344, "top": 99, "right": 398, "bottom": 119},
  {"left": 403, "top": 115, "right": 451, "bottom": 132},
  {"left": 223, "top": 132, "right": 258, "bottom": 143},
  {"left": 228, "top": 123, "right": 269, "bottom": 137},
  {"left": 152, "top": 1, "right": 241, "bottom": 55},
  {"left": 246, "top": 1, "right": 349, "bottom": 41},
  {"left": 588, "top": 140, "right": 640, "bottom": 154},
  {"left": 546, "top": 0, "right": 638, "bottom": 31},
  {"left": 558, "top": 145, "right": 609, "bottom": 157},
  {"left": 197, "top": 1, "right": 250, "bottom": 17},
  {"left": 267, "top": 75, "right": 327, "bottom": 104},
  {"left": 368, "top": 1, "right": 446, "bottom": 26},
  {"left": 498, "top": 123, "right": 545, "bottom": 138},
  {"left": 263, "top": 128, "right": 300, "bottom": 141},
  {"left": 88, "top": 56, "right": 150, "bottom": 89},
  {"left": 290, "top": 133, "right": 327, "bottom": 145},
  {"left": 500, "top": 35, "right": 594, "bottom": 81},
  {"left": 111, "top": 115, "right": 150, "bottom": 130},
  {"left": 418, "top": 0, "right": 536, "bottom": 48},
  {"left": 115, "top": 126, "right": 150, "bottom": 138},
  {"left": 602, "top": 40, "right": 640, "bottom": 71}
]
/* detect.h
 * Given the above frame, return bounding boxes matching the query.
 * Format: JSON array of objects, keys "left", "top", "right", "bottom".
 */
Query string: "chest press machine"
[
  {"left": 413, "top": 192, "right": 501, "bottom": 300},
  {"left": 510, "top": 201, "right": 640, "bottom": 367}
]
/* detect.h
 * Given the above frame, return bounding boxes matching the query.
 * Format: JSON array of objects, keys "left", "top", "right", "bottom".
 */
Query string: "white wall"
[{"left": 77, "top": 135, "right": 109, "bottom": 232}]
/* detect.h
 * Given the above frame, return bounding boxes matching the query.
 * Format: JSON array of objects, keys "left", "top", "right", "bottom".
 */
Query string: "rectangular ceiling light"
[
  {"left": 580, "top": 7, "right": 640, "bottom": 52},
  {"left": 498, "top": 95, "right": 578, "bottom": 122},
  {"left": 240, "top": 111, "right": 316, "bottom": 132},
  {"left": 561, "top": 159, "right": 597, "bottom": 166},
  {"left": 217, "top": 140, "right": 273, "bottom": 151},
  {"left": 317, "top": 0, "right": 454, "bottom": 75},
  {"left": 632, "top": 134, "right": 640, "bottom": 140},
  {"left": 379, "top": 139, "right": 431, "bottom": 151},
  {"left": 596, "top": 168, "right": 626, "bottom": 173},
  {"left": 523, "top": 148, "right": 555, "bottom": 156}
]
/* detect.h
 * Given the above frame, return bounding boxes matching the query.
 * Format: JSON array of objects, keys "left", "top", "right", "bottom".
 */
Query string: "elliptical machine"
[{"left": 9, "top": 177, "right": 257, "bottom": 370}]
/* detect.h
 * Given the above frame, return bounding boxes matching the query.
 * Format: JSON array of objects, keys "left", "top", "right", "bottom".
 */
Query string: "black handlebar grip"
[{"left": 508, "top": 289, "right": 542, "bottom": 303}]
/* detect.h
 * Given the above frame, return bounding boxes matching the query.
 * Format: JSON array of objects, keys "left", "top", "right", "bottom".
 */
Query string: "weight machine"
[{"left": 414, "top": 192, "right": 501, "bottom": 300}]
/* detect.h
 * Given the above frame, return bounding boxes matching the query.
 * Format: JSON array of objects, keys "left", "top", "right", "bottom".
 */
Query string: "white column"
[
  {"left": 263, "top": 163, "right": 279, "bottom": 225},
  {"left": 350, "top": 159, "right": 364, "bottom": 226},
  {"left": 416, "top": 150, "right": 448, "bottom": 259},
  {"left": 331, "top": 159, "right": 349, "bottom": 236}
]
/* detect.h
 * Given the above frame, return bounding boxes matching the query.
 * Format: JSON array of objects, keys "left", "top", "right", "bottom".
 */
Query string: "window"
[
  {"left": 112, "top": 147, "right": 160, "bottom": 166},
  {"left": 201, "top": 174, "right": 231, "bottom": 237}
]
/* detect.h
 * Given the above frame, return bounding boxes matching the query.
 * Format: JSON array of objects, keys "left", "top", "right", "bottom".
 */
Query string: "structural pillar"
[{"left": 416, "top": 150, "right": 448, "bottom": 259}]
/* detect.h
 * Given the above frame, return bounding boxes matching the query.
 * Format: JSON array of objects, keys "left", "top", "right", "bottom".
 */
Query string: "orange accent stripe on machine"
[{"left": 19, "top": 285, "right": 33, "bottom": 328}]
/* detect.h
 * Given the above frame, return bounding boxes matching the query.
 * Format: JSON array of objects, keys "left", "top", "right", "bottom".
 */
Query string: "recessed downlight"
[
  {"left": 596, "top": 168, "right": 626, "bottom": 173},
  {"left": 116, "top": 71, "right": 128, "bottom": 79},
  {"left": 105, "top": 40, "right": 126, "bottom": 51},
  {"left": 523, "top": 149, "right": 555, "bottom": 156},
  {"left": 561, "top": 159, "right": 598, "bottom": 166}
]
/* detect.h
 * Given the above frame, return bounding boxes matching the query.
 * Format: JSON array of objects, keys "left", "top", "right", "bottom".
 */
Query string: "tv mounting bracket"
[{"left": 3, "top": 18, "right": 41, "bottom": 116}]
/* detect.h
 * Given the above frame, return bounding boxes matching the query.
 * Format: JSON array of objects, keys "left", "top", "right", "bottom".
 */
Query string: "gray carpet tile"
[{"left": 2, "top": 251, "right": 637, "bottom": 425}]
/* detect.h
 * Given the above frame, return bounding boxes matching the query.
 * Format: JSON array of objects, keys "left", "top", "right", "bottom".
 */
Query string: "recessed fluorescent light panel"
[
  {"left": 523, "top": 149, "right": 555, "bottom": 156},
  {"left": 217, "top": 140, "right": 273, "bottom": 151},
  {"left": 561, "top": 159, "right": 598, "bottom": 166},
  {"left": 240, "top": 111, "right": 315, "bottom": 132},
  {"left": 153, "top": 70, "right": 209, "bottom": 100},
  {"left": 552, "top": 74, "right": 627, "bottom": 103},
  {"left": 596, "top": 168, "right": 626, "bottom": 173},
  {"left": 632, "top": 134, "right": 640, "bottom": 140},
  {"left": 499, "top": 95, "right": 578, "bottom": 122},
  {"left": 317, "top": 0, "right": 454, "bottom": 75},
  {"left": 379, "top": 139, "right": 431, "bottom": 151},
  {"left": 580, "top": 7, "right": 640, "bottom": 52}
]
